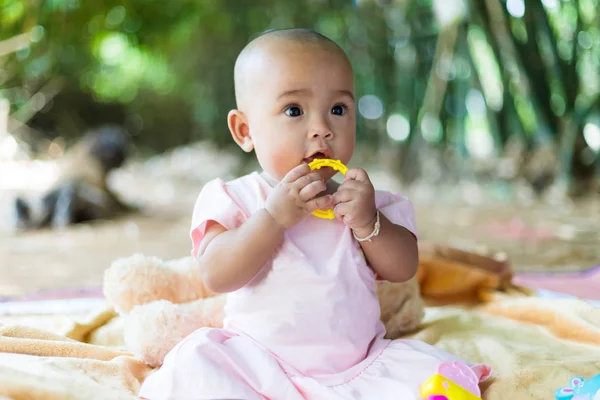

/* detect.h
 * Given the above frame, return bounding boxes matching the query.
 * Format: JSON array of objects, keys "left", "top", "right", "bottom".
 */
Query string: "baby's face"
[{"left": 244, "top": 42, "right": 356, "bottom": 182}]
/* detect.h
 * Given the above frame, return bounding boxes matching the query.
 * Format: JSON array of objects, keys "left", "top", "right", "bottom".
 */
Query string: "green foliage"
[{"left": 1, "top": 0, "right": 598, "bottom": 190}]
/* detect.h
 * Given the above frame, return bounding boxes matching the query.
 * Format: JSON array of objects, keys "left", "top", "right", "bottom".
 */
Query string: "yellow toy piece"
[
  {"left": 420, "top": 374, "right": 482, "bottom": 400},
  {"left": 307, "top": 159, "right": 348, "bottom": 220},
  {"left": 308, "top": 159, "right": 348, "bottom": 175}
]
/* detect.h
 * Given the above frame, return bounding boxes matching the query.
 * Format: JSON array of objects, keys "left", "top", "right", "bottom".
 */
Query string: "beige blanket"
[
  {"left": 0, "top": 309, "right": 151, "bottom": 400},
  {"left": 1, "top": 291, "right": 600, "bottom": 399},
  {"left": 419, "top": 293, "right": 600, "bottom": 399}
]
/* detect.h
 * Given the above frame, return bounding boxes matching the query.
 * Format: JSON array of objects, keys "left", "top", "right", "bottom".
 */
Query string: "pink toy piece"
[
  {"left": 427, "top": 396, "right": 450, "bottom": 400},
  {"left": 436, "top": 361, "right": 482, "bottom": 396}
]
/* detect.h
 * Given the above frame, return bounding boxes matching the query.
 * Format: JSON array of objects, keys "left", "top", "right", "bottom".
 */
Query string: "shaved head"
[
  {"left": 233, "top": 28, "right": 350, "bottom": 110},
  {"left": 247, "top": 28, "right": 340, "bottom": 48},
  {"left": 226, "top": 28, "right": 356, "bottom": 182}
]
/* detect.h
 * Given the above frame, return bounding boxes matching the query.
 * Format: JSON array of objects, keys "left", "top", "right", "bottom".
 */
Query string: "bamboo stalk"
[
  {"left": 0, "top": 99, "right": 8, "bottom": 140},
  {"left": 468, "top": 0, "right": 529, "bottom": 148},
  {"left": 418, "top": 21, "right": 460, "bottom": 126},
  {"left": 11, "top": 78, "right": 65, "bottom": 125},
  {"left": 532, "top": 0, "right": 572, "bottom": 102},
  {"left": 0, "top": 33, "right": 32, "bottom": 58}
]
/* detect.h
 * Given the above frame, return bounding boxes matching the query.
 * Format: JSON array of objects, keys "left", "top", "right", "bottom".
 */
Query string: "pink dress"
[{"left": 139, "top": 172, "right": 490, "bottom": 399}]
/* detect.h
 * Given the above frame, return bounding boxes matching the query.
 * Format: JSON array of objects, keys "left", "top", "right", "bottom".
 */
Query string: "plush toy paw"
[
  {"left": 103, "top": 254, "right": 216, "bottom": 313},
  {"left": 378, "top": 277, "right": 425, "bottom": 338},
  {"left": 124, "top": 295, "right": 226, "bottom": 367}
]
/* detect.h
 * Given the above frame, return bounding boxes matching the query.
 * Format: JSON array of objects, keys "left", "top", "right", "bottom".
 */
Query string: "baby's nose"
[{"left": 310, "top": 128, "right": 333, "bottom": 139}]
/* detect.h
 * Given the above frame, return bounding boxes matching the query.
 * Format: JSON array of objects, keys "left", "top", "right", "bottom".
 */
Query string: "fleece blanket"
[
  {"left": 1, "top": 249, "right": 599, "bottom": 400},
  {"left": 2, "top": 293, "right": 600, "bottom": 399},
  {"left": 421, "top": 293, "right": 600, "bottom": 399},
  {"left": 0, "top": 307, "right": 152, "bottom": 400}
]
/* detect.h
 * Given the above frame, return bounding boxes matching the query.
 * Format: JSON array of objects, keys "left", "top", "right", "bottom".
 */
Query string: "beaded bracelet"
[{"left": 352, "top": 210, "right": 381, "bottom": 242}]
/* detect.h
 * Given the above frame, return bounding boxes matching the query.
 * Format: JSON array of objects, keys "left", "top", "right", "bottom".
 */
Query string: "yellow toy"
[
  {"left": 420, "top": 361, "right": 483, "bottom": 400},
  {"left": 307, "top": 158, "right": 348, "bottom": 219}
]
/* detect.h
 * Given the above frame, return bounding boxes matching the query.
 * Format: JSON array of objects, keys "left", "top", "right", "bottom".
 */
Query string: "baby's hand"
[
  {"left": 332, "top": 168, "right": 377, "bottom": 234},
  {"left": 265, "top": 164, "right": 332, "bottom": 229}
]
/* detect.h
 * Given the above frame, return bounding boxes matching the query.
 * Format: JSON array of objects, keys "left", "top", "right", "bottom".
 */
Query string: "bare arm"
[
  {"left": 332, "top": 168, "right": 419, "bottom": 283},
  {"left": 353, "top": 214, "right": 419, "bottom": 282},
  {"left": 197, "top": 210, "right": 285, "bottom": 293},
  {"left": 196, "top": 164, "right": 333, "bottom": 293}
]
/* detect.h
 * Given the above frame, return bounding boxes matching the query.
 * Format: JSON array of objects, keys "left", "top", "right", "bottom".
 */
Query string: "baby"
[{"left": 139, "top": 28, "right": 490, "bottom": 400}]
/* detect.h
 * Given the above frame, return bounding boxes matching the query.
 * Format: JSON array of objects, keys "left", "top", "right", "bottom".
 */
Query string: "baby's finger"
[
  {"left": 292, "top": 172, "right": 322, "bottom": 191},
  {"left": 333, "top": 202, "right": 350, "bottom": 219},
  {"left": 344, "top": 168, "right": 371, "bottom": 183},
  {"left": 299, "top": 180, "right": 326, "bottom": 201},
  {"left": 337, "top": 180, "right": 364, "bottom": 191},
  {"left": 282, "top": 163, "right": 312, "bottom": 183},
  {"left": 305, "top": 195, "right": 333, "bottom": 212},
  {"left": 332, "top": 188, "right": 356, "bottom": 204}
]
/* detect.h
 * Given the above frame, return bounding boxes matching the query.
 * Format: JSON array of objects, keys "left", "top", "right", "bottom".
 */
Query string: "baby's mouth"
[{"left": 304, "top": 152, "right": 328, "bottom": 164}]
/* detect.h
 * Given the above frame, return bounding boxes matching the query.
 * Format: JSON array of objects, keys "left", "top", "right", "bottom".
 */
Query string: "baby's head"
[{"left": 227, "top": 28, "right": 356, "bottom": 182}]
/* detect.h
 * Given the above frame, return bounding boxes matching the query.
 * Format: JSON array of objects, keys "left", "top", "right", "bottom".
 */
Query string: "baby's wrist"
[
  {"left": 262, "top": 207, "right": 287, "bottom": 233},
  {"left": 352, "top": 210, "right": 380, "bottom": 242}
]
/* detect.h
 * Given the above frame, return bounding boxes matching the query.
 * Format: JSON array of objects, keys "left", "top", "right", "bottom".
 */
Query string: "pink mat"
[
  {"left": 514, "top": 265, "right": 600, "bottom": 300},
  {"left": 2, "top": 265, "right": 598, "bottom": 306},
  {"left": 0, "top": 287, "right": 104, "bottom": 303}
]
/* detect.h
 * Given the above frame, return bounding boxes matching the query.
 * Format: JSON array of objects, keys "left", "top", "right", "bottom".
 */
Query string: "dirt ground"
[{"left": 1, "top": 143, "right": 598, "bottom": 297}]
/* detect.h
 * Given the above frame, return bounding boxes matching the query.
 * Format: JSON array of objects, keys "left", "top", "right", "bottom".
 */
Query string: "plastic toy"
[
  {"left": 307, "top": 158, "right": 348, "bottom": 219},
  {"left": 555, "top": 375, "right": 600, "bottom": 400},
  {"left": 421, "top": 361, "right": 482, "bottom": 400}
]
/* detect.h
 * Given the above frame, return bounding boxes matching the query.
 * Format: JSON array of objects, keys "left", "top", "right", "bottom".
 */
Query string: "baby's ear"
[{"left": 227, "top": 109, "right": 253, "bottom": 152}]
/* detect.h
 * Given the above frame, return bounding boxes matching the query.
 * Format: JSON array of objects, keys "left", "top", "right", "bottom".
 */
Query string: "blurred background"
[{"left": 0, "top": 0, "right": 598, "bottom": 298}]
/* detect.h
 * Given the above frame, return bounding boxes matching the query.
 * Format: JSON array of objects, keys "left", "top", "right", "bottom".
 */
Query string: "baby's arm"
[
  {"left": 354, "top": 216, "right": 418, "bottom": 283},
  {"left": 197, "top": 210, "right": 285, "bottom": 293},
  {"left": 197, "top": 164, "right": 332, "bottom": 293},
  {"left": 333, "top": 168, "right": 418, "bottom": 283}
]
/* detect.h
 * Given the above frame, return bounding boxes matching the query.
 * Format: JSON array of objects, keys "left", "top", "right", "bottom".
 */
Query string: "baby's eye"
[
  {"left": 331, "top": 104, "right": 347, "bottom": 116},
  {"left": 284, "top": 105, "right": 303, "bottom": 117}
]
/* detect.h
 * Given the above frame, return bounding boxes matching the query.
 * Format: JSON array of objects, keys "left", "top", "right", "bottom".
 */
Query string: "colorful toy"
[
  {"left": 307, "top": 158, "right": 348, "bottom": 219},
  {"left": 421, "top": 361, "right": 482, "bottom": 400},
  {"left": 555, "top": 375, "right": 600, "bottom": 400}
]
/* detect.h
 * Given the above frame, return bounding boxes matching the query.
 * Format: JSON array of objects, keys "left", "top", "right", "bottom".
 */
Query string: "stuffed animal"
[
  {"left": 103, "top": 254, "right": 424, "bottom": 367},
  {"left": 104, "top": 245, "right": 511, "bottom": 367}
]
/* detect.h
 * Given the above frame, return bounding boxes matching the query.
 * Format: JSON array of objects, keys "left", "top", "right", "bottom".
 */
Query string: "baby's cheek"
[{"left": 272, "top": 151, "right": 300, "bottom": 175}]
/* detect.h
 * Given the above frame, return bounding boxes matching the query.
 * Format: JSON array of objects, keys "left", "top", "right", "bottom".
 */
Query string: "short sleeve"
[
  {"left": 375, "top": 190, "right": 418, "bottom": 240},
  {"left": 189, "top": 178, "right": 247, "bottom": 259}
]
